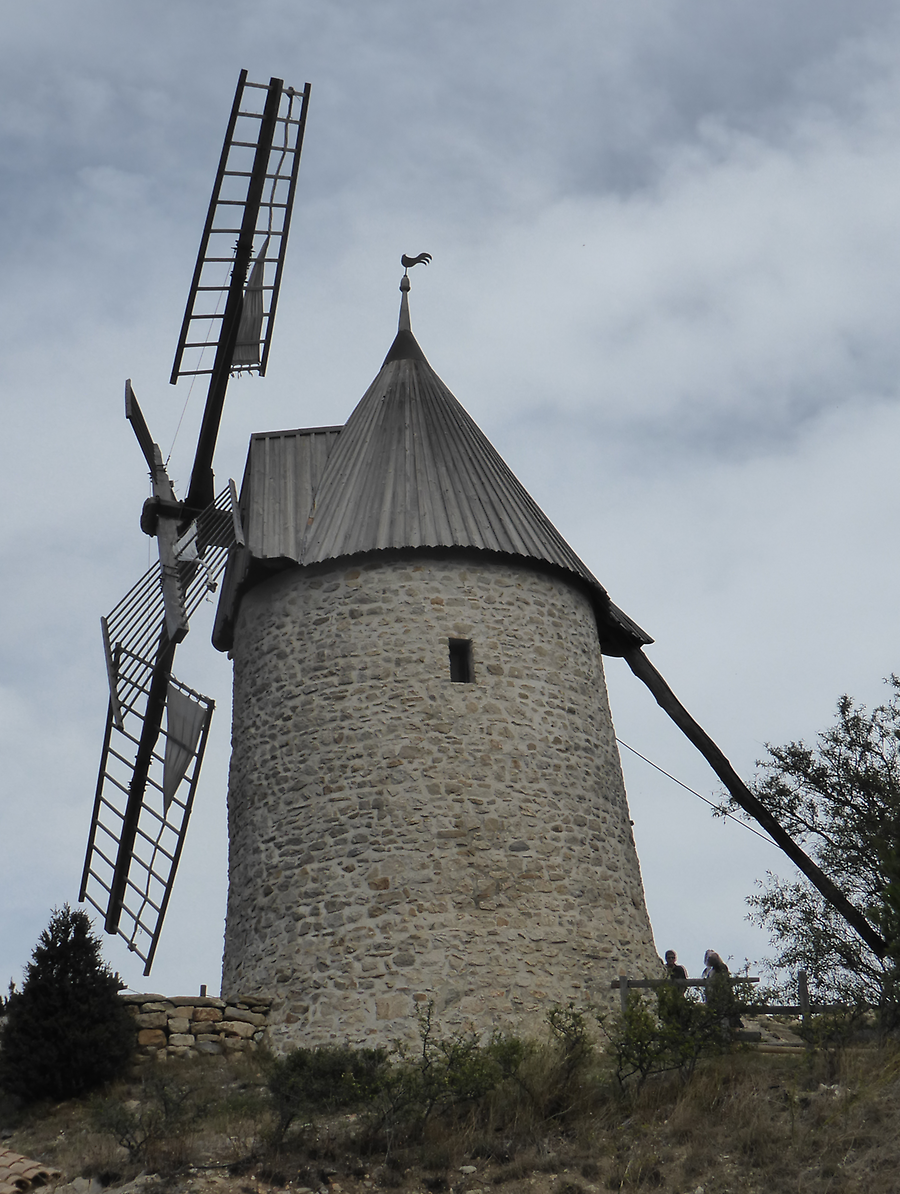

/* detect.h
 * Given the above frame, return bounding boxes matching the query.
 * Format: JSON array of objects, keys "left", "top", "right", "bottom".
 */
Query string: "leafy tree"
[
  {"left": 596, "top": 984, "right": 742, "bottom": 1094},
  {"left": 724, "top": 678, "right": 900, "bottom": 1022},
  {"left": 0, "top": 905, "right": 136, "bottom": 1103}
]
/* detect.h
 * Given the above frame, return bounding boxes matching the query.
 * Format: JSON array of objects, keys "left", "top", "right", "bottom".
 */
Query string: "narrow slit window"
[{"left": 448, "top": 638, "right": 474, "bottom": 683}]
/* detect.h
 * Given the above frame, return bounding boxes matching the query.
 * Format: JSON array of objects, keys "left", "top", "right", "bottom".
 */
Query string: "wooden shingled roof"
[{"left": 213, "top": 291, "right": 651, "bottom": 656}]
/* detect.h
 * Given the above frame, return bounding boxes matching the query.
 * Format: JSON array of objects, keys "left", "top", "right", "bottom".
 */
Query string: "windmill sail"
[
  {"left": 80, "top": 485, "right": 241, "bottom": 974},
  {"left": 163, "top": 683, "right": 212, "bottom": 811},
  {"left": 82, "top": 69, "right": 309, "bottom": 975},
  {"left": 232, "top": 237, "right": 269, "bottom": 368},
  {"left": 171, "top": 75, "right": 310, "bottom": 385},
  {"left": 81, "top": 657, "right": 213, "bottom": 975}
]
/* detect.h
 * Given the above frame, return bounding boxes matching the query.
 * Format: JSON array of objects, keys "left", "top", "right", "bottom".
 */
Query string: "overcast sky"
[{"left": 3, "top": 0, "right": 900, "bottom": 998}]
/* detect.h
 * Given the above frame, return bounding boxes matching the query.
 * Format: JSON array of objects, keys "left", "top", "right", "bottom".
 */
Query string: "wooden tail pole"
[
  {"left": 621, "top": 647, "right": 888, "bottom": 960},
  {"left": 798, "top": 969, "right": 810, "bottom": 1029}
]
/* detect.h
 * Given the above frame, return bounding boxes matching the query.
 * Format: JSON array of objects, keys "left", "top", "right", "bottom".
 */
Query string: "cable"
[{"left": 616, "top": 736, "right": 775, "bottom": 846}]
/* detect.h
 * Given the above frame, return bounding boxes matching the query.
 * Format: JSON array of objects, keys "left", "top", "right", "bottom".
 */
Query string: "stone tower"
[{"left": 213, "top": 275, "right": 660, "bottom": 1049}]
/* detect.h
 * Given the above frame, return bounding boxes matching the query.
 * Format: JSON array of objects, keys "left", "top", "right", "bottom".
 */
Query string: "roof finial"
[{"left": 399, "top": 252, "right": 431, "bottom": 333}]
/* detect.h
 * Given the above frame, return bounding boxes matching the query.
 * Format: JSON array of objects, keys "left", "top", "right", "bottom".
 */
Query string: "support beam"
[{"left": 622, "top": 646, "right": 888, "bottom": 960}]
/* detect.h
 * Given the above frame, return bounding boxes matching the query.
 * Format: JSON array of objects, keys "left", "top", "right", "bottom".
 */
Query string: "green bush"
[
  {"left": 370, "top": 1003, "right": 525, "bottom": 1144},
  {"left": 0, "top": 905, "right": 136, "bottom": 1103},
  {"left": 266, "top": 1042, "right": 390, "bottom": 1138},
  {"left": 265, "top": 1006, "right": 527, "bottom": 1151},
  {"left": 597, "top": 985, "right": 735, "bottom": 1094}
]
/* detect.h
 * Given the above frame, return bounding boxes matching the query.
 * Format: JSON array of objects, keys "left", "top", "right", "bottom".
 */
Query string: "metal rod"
[
  {"left": 213, "top": 201, "right": 288, "bottom": 210},
  {"left": 224, "top": 169, "right": 299, "bottom": 178}
]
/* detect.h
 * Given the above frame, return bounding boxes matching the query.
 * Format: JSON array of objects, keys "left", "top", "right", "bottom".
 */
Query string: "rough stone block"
[
  {"left": 195, "top": 1041, "right": 224, "bottom": 1055},
  {"left": 192, "top": 1006, "right": 224, "bottom": 1023},
  {"left": 376, "top": 994, "right": 410, "bottom": 1020},
  {"left": 220, "top": 1020, "right": 257, "bottom": 1038},
  {"left": 134, "top": 1012, "right": 167, "bottom": 1030},
  {"left": 137, "top": 1028, "right": 167, "bottom": 1047},
  {"left": 223, "top": 1006, "right": 267, "bottom": 1026}
]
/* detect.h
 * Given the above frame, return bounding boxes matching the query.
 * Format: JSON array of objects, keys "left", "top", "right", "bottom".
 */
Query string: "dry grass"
[{"left": 2, "top": 1038, "right": 900, "bottom": 1194}]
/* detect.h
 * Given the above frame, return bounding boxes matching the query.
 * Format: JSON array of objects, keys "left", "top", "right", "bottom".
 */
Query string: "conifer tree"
[{"left": 0, "top": 905, "right": 135, "bottom": 1102}]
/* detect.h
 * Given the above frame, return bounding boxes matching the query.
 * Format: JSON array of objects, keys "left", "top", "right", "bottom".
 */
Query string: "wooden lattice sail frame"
[
  {"left": 80, "top": 484, "right": 239, "bottom": 972},
  {"left": 80, "top": 70, "right": 310, "bottom": 973}
]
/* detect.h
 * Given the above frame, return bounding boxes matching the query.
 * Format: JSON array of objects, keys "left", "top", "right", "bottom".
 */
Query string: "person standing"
[
  {"left": 665, "top": 949, "right": 688, "bottom": 982},
  {"left": 702, "top": 949, "right": 742, "bottom": 1027}
]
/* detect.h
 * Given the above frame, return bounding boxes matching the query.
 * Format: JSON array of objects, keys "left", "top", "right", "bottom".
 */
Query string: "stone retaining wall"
[{"left": 122, "top": 993, "right": 271, "bottom": 1059}]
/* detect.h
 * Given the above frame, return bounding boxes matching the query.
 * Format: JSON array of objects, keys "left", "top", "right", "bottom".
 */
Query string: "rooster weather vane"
[{"left": 401, "top": 252, "right": 432, "bottom": 271}]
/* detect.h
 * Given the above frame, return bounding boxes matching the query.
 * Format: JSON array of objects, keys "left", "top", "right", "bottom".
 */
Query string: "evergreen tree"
[{"left": 0, "top": 905, "right": 135, "bottom": 1103}]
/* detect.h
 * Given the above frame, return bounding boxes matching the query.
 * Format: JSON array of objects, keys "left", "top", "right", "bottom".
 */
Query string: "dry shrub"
[
  {"left": 9, "top": 1007, "right": 900, "bottom": 1194},
  {"left": 732, "top": 1105, "right": 790, "bottom": 1169},
  {"left": 604, "top": 1145, "right": 664, "bottom": 1189}
]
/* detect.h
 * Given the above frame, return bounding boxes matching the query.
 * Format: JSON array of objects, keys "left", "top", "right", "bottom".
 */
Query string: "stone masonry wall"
[
  {"left": 223, "top": 552, "right": 660, "bottom": 1050},
  {"left": 123, "top": 993, "right": 271, "bottom": 1058}
]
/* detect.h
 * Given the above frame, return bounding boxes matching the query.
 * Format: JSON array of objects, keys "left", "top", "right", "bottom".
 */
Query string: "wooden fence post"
[{"left": 798, "top": 970, "right": 810, "bottom": 1030}]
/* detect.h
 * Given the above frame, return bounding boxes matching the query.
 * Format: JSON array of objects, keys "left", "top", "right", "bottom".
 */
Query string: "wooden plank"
[
  {"left": 100, "top": 619, "right": 125, "bottom": 731},
  {"left": 609, "top": 977, "right": 760, "bottom": 990}
]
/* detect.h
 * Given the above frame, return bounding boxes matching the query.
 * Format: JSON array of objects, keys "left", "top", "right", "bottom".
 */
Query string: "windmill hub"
[{"left": 139, "top": 496, "right": 184, "bottom": 538}]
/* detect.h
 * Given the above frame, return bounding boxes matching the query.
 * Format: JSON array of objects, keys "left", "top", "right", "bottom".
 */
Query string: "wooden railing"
[
  {"left": 611, "top": 970, "right": 851, "bottom": 1028},
  {"left": 610, "top": 975, "right": 759, "bottom": 1016}
]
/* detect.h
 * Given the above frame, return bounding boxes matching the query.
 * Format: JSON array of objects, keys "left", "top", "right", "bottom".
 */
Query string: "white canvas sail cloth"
[
  {"left": 232, "top": 237, "right": 269, "bottom": 368},
  {"left": 162, "top": 684, "right": 210, "bottom": 811}
]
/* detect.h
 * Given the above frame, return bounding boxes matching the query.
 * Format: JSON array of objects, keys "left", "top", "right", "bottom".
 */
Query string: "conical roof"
[
  {"left": 302, "top": 328, "right": 592, "bottom": 568},
  {"left": 214, "top": 285, "right": 651, "bottom": 655}
]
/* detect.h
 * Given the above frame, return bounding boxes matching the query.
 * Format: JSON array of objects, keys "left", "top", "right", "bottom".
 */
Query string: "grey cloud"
[{"left": 3, "top": 0, "right": 899, "bottom": 994}]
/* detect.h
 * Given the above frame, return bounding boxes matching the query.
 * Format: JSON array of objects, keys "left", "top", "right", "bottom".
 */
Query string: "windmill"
[
  {"left": 79, "top": 71, "right": 311, "bottom": 976},
  {"left": 81, "top": 71, "right": 886, "bottom": 1013}
]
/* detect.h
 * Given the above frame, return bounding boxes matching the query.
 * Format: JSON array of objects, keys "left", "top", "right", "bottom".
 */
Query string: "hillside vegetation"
[{"left": 3, "top": 1006, "right": 900, "bottom": 1194}]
